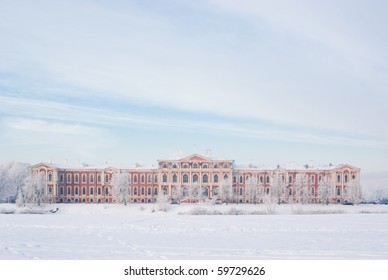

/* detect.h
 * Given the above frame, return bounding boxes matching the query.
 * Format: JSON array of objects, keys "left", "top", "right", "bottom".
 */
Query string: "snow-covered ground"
[{"left": 0, "top": 203, "right": 387, "bottom": 260}]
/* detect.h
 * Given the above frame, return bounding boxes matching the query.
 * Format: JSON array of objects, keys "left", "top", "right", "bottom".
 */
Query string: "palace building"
[{"left": 32, "top": 154, "right": 361, "bottom": 204}]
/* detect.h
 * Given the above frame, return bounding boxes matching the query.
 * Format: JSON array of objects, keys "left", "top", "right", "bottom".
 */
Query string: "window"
[
  {"left": 141, "top": 187, "right": 145, "bottom": 195},
  {"left": 311, "top": 176, "right": 315, "bottom": 183},
  {"left": 193, "top": 174, "right": 198, "bottom": 182},
  {"left": 162, "top": 163, "right": 167, "bottom": 168},
  {"left": 98, "top": 187, "right": 101, "bottom": 195},
  {"left": 163, "top": 174, "right": 168, "bottom": 183},
  {"left": 90, "top": 175, "right": 94, "bottom": 183},
  {"left": 233, "top": 176, "right": 236, "bottom": 183},
  {"left": 173, "top": 174, "right": 177, "bottom": 183},
  {"left": 67, "top": 187, "right": 71, "bottom": 195},
  {"left": 337, "top": 188, "right": 341, "bottom": 196},
  {"left": 352, "top": 174, "right": 355, "bottom": 180},
  {"left": 75, "top": 187, "right": 79, "bottom": 195},
  {"left": 141, "top": 175, "right": 145, "bottom": 183},
  {"left": 105, "top": 174, "right": 109, "bottom": 183},
  {"left": 193, "top": 163, "right": 198, "bottom": 169},
  {"left": 213, "top": 187, "right": 219, "bottom": 195},
  {"left": 154, "top": 175, "right": 158, "bottom": 183},
  {"left": 183, "top": 174, "right": 189, "bottom": 183},
  {"left": 203, "top": 188, "right": 209, "bottom": 197},
  {"left": 289, "top": 188, "right": 292, "bottom": 195},
  {"left": 75, "top": 174, "right": 79, "bottom": 183},
  {"left": 60, "top": 174, "right": 64, "bottom": 182},
  {"left": 148, "top": 175, "right": 151, "bottom": 183},
  {"left": 202, "top": 164, "right": 208, "bottom": 169},
  {"left": 224, "top": 164, "right": 228, "bottom": 168},
  {"left": 239, "top": 188, "right": 243, "bottom": 195},
  {"left": 182, "top": 164, "right": 188, "bottom": 168},
  {"left": 214, "top": 174, "right": 219, "bottom": 183},
  {"left": 147, "top": 187, "right": 151, "bottom": 195},
  {"left": 289, "top": 176, "right": 292, "bottom": 183},
  {"left": 48, "top": 173, "right": 52, "bottom": 182},
  {"left": 134, "top": 175, "right": 137, "bottom": 183},
  {"left": 105, "top": 187, "right": 109, "bottom": 195},
  {"left": 82, "top": 187, "right": 86, "bottom": 195},
  {"left": 203, "top": 174, "right": 208, "bottom": 183},
  {"left": 60, "top": 187, "right": 64, "bottom": 195},
  {"left": 214, "top": 164, "right": 218, "bottom": 169},
  {"left": 67, "top": 174, "right": 71, "bottom": 183},
  {"left": 48, "top": 186, "right": 52, "bottom": 194},
  {"left": 224, "top": 174, "right": 228, "bottom": 180},
  {"left": 90, "top": 187, "right": 94, "bottom": 195},
  {"left": 98, "top": 175, "right": 101, "bottom": 183},
  {"left": 172, "top": 164, "right": 177, "bottom": 168},
  {"left": 311, "top": 188, "right": 314, "bottom": 195},
  {"left": 239, "top": 176, "right": 243, "bottom": 183},
  {"left": 266, "top": 176, "right": 270, "bottom": 184},
  {"left": 345, "top": 175, "right": 348, "bottom": 183},
  {"left": 154, "top": 187, "right": 158, "bottom": 195},
  {"left": 82, "top": 174, "right": 86, "bottom": 183},
  {"left": 260, "top": 176, "right": 263, "bottom": 183},
  {"left": 134, "top": 187, "right": 137, "bottom": 195},
  {"left": 266, "top": 188, "right": 270, "bottom": 195},
  {"left": 319, "top": 175, "right": 322, "bottom": 182},
  {"left": 337, "top": 175, "right": 341, "bottom": 183}
]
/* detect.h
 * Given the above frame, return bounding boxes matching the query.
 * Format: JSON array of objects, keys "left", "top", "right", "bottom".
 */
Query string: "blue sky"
[{"left": 1, "top": 0, "right": 388, "bottom": 191}]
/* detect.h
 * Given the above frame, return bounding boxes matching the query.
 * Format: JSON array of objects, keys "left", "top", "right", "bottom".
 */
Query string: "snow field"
[{"left": 0, "top": 203, "right": 387, "bottom": 260}]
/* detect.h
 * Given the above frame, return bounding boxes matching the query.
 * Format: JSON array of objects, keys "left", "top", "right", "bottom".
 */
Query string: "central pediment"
[{"left": 180, "top": 154, "right": 210, "bottom": 162}]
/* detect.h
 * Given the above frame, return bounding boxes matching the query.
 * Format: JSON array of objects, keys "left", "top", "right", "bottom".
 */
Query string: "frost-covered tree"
[
  {"left": 295, "top": 173, "right": 309, "bottom": 204},
  {"left": 189, "top": 182, "right": 201, "bottom": 203},
  {"left": 111, "top": 172, "right": 130, "bottom": 205},
  {"left": 245, "top": 176, "right": 260, "bottom": 204},
  {"left": 220, "top": 178, "right": 233, "bottom": 204},
  {"left": 24, "top": 172, "right": 46, "bottom": 206},
  {"left": 171, "top": 185, "right": 182, "bottom": 204},
  {"left": 346, "top": 178, "right": 363, "bottom": 205},
  {"left": 271, "top": 173, "right": 285, "bottom": 204},
  {"left": 318, "top": 175, "right": 333, "bottom": 205},
  {"left": 0, "top": 162, "right": 29, "bottom": 203},
  {"left": 156, "top": 191, "right": 169, "bottom": 211}
]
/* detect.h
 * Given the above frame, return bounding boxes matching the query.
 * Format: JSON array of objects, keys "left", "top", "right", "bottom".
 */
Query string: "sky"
[{"left": 0, "top": 0, "right": 387, "bottom": 194}]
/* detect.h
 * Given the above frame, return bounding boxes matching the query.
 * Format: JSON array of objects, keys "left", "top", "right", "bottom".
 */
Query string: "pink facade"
[{"left": 32, "top": 154, "right": 361, "bottom": 204}]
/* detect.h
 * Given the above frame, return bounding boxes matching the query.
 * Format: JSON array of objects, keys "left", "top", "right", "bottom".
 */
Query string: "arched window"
[
  {"left": 337, "top": 188, "right": 341, "bottom": 196},
  {"left": 67, "top": 187, "right": 71, "bottom": 195},
  {"left": 266, "top": 176, "right": 270, "bottom": 184},
  {"left": 337, "top": 175, "right": 341, "bottom": 183},
  {"left": 233, "top": 176, "right": 236, "bottom": 183},
  {"left": 147, "top": 187, "right": 151, "bottom": 195},
  {"left": 260, "top": 176, "right": 263, "bottom": 183},
  {"left": 162, "top": 163, "right": 167, "bottom": 168},
  {"left": 134, "top": 175, "right": 138, "bottom": 183},
  {"left": 266, "top": 188, "right": 270, "bottom": 195},
  {"left": 105, "top": 187, "right": 109, "bottom": 195},
  {"left": 98, "top": 187, "right": 101, "bottom": 195},
  {"left": 141, "top": 187, "right": 145, "bottom": 195},
  {"left": 90, "top": 187, "right": 94, "bottom": 195},
  {"left": 203, "top": 174, "right": 208, "bottom": 183},
  {"left": 162, "top": 174, "right": 168, "bottom": 183},
  {"left": 223, "top": 164, "right": 228, "bottom": 168},
  {"left": 289, "top": 188, "right": 292, "bottom": 195},
  {"left": 60, "top": 186, "right": 64, "bottom": 195},
  {"left": 183, "top": 164, "right": 188, "bottom": 168},
  {"left": 214, "top": 174, "right": 219, "bottom": 183},
  {"left": 193, "top": 174, "right": 198, "bottom": 182},
  {"left": 239, "top": 188, "right": 243, "bottom": 195},
  {"left": 345, "top": 174, "right": 348, "bottom": 183},
  {"left": 141, "top": 175, "right": 145, "bottom": 183},
  {"left": 90, "top": 175, "right": 94, "bottom": 183},
  {"left": 82, "top": 187, "right": 86, "bottom": 195},
  {"left": 311, "top": 188, "right": 314, "bottom": 195},
  {"left": 75, "top": 174, "right": 79, "bottom": 183},
  {"left": 289, "top": 176, "right": 292, "bottom": 183},
  {"left": 172, "top": 164, "right": 177, "bottom": 168},
  {"left": 105, "top": 174, "right": 109, "bottom": 183},
  {"left": 154, "top": 187, "right": 158, "bottom": 195},
  {"left": 224, "top": 174, "right": 228, "bottom": 180},
  {"left": 134, "top": 187, "right": 137, "bottom": 195},
  {"left": 148, "top": 175, "right": 151, "bottom": 183},
  {"left": 82, "top": 174, "right": 86, "bottom": 183},
  {"left": 48, "top": 173, "right": 52, "bottom": 182},
  {"left": 203, "top": 188, "right": 209, "bottom": 197},
  {"left": 60, "top": 174, "right": 64, "bottom": 182},
  {"left": 48, "top": 186, "right": 52, "bottom": 194},
  {"left": 214, "top": 164, "right": 218, "bottom": 169},
  {"left": 202, "top": 164, "right": 208, "bottom": 169},
  {"left": 97, "top": 175, "right": 101, "bottom": 183},
  {"left": 193, "top": 163, "right": 198, "bottom": 169},
  {"left": 233, "top": 187, "right": 237, "bottom": 194},
  {"left": 173, "top": 174, "right": 177, "bottom": 183},
  {"left": 75, "top": 187, "right": 79, "bottom": 195},
  {"left": 183, "top": 174, "right": 189, "bottom": 183},
  {"left": 239, "top": 176, "right": 243, "bottom": 183}
]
